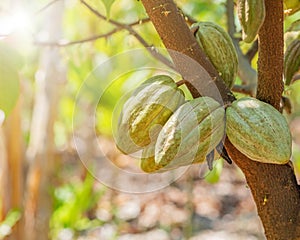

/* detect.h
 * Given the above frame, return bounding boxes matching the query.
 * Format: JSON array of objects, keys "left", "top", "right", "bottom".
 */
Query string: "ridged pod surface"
[
  {"left": 226, "top": 97, "right": 292, "bottom": 164},
  {"left": 284, "top": 39, "right": 300, "bottom": 85},
  {"left": 237, "top": 0, "right": 265, "bottom": 43},
  {"left": 155, "top": 97, "right": 225, "bottom": 170},
  {"left": 140, "top": 145, "right": 164, "bottom": 173},
  {"left": 116, "top": 75, "right": 185, "bottom": 154},
  {"left": 192, "top": 22, "right": 238, "bottom": 89}
]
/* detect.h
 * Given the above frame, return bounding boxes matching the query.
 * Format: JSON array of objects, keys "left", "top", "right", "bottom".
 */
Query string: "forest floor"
[{"left": 56, "top": 136, "right": 271, "bottom": 240}]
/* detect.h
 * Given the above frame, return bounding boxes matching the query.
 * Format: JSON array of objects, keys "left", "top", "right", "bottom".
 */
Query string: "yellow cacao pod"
[
  {"left": 226, "top": 97, "right": 292, "bottom": 164},
  {"left": 192, "top": 22, "right": 238, "bottom": 89},
  {"left": 116, "top": 75, "right": 185, "bottom": 154},
  {"left": 284, "top": 39, "right": 300, "bottom": 85},
  {"left": 237, "top": 0, "right": 265, "bottom": 43},
  {"left": 140, "top": 145, "right": 164, "bottom": 173},
  {"left": 154, "top": 97, "right": 225, "bottom": 170}
]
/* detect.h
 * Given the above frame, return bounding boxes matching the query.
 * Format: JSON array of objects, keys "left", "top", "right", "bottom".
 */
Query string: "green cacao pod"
[
  {"left": 226, "top": 97, "right": 292, "bottom": 164},
  {"left": 140, "top": 146, "right": 221, "bottom": 173},
  {"left": 237, "top": 0, "right": 265, "bottom": 43},
  {"left": 116, "top": 75, "right": 185, "bottom": 154},
  {"left": 192, "top": 22, "right": 238, "bottom": 89},
  {"left": 155, "top": 97, "right": 225, "bottom": 170},
  {"left": 284, "top": 39, "right": 300, "bottom": 85}
]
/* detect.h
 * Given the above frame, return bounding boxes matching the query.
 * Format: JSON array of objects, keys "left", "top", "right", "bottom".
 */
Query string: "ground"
[{"left": 58, "top": 137, "right": 268, "bottom": 240}]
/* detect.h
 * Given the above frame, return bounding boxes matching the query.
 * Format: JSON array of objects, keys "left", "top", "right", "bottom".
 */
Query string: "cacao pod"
[
  {"left": 226, "top": 97, "right": 292, "bottom": 164},
  {"left": 192, "top": 22, "right": 238, "bottom": 89},
  {"left": 140, "top": 145, "right": 164, "bottom": 173},
  {"left": 155, "top": 97, "right": 225, "bottom": 170},
  {"left": 284, "top": 39, "right": 300, "bottom": 85},
  {"left": 116, "top": 75, "right": 185, "bottom": 154},
  {"left": 237, "top": 0, "right": 265, "bottom": 43}
]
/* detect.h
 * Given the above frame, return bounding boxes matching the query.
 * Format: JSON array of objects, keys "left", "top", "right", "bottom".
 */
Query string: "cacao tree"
[
  {"left": 130, "top": 0, "right": 300, "bottom": 239},
  {"left": 1, "top": 0, "right": 300, "bottom": 239}
]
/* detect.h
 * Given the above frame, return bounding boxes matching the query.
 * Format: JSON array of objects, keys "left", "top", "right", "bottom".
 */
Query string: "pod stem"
[{"left": 176, "top": 79, "right": 188, "bottom": 87}]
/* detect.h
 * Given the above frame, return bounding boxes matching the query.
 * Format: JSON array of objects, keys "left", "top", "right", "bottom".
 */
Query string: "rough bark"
[
  {"left": 140, "top": 0, "right": 235, "bottom": 105},
  {"left": 257, "top": 0, "right": 284, "bottom": 109},
  {"left": 251, "top": 1, "right": 300, "bottom": 238},
  {"left": 141, "top": 0, "right": 300, "bottom": 239},
  {"left": 226, "top": 140, "right": 300, "bottom": 240}
]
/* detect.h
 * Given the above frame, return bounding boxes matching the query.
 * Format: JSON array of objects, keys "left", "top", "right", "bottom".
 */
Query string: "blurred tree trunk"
[
  {"left": 24, "top": 2, "right": 66, "bottom": 240},
  {"left": 0, "top": 127, "right": 9, "bottom": 222},
  {"left": 0, "top": 1, "right": 25, "bottom": 239},
  {"left": 4, "top": 99, "right": 23, "bottom": 240}
]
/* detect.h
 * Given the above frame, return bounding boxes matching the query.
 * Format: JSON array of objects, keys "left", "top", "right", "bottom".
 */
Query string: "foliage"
[
  {"left": 50, "top": 172, "right": 105, "bottom": 238},
  {"left": 0, "top": 209, "right": 21, "bottom": 239},
  {"left": 0, "top": 42, "right": 21, "bottom": 116},
  {"left": 1, "top": 0, "right": 300, "bottom": 238},
  {"left": 205, "top": 159, "right": 223, "bottom": 184}
]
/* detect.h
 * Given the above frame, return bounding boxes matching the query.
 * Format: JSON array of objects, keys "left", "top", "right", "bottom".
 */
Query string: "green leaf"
[
  {"left": 287, "top": 19, "right": 300, "bottom": 32},
  {"left": 101, "top": 0, "right": 116, "bottom": 19},
  {"left": 0, "top": 42, "right": 23, "bottom": 70},
  {"left": 0, "top": 209, "right": 21, "bottom": 239},
  {"left": 0, "top": 64, "right": 20, "bottom": 117},
  {"left": 205, "top": 160, "right": 223, "bottom": 184},
  {"left": 0, "top": 42, "right": 22, "bottom": 117}
]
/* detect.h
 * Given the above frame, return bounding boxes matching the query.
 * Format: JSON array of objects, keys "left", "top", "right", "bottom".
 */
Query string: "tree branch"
[
  {"left": 226, "top": 0, "right": 236, "bottom": 36},
  {"left": 34, "top": 29, "right": 119, "bottom": 47},
  {"left": 35, "top": 0, "right": 61, "bottom": 15},
  {"left": 34, "top": 18, "right": 150, "bottom": 47},
  {"left": 226, "top": 0, "right": 257, "bottom": 96},
  {"left": 80, "top": 0, "right": 174, "bottom": 70},
  {"left": 140, "top": 0, "right": 235, "bottom": 104},
  {"left": 231, "top": 84, "right": 254, "bottom": 95},
  {"left": 245, "top": 40, "right": 258, "bottom": 62},
  {"left": 257, "top": 0, "right": 284, "bottom": 109}
]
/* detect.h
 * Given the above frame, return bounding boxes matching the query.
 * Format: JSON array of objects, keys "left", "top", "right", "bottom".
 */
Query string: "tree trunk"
[
  {"left": 141, "top": 0, "right": 300, "bottom": 239},
  {"left": 0, "top": 127, "right": 9, "bottom": 222},
  {"left": 4, "top": 99, "right": 23, "bottom": 240},
  {"left": 140, "top": 0, "right": 235, "bottom": 104},
  {"left": 23, "top": 2, "right": 66, "bottom": 239},
  {"left": 256, "top": 0, "right": 284, "bottom": 109}
]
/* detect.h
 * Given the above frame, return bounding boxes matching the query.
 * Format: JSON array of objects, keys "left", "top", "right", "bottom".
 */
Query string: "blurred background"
[{"left": 0, "top": 0, "right": 300, "bottom": 239}]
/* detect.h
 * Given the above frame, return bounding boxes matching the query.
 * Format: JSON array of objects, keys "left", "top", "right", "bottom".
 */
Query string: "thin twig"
[
  {"left": 176, "top": 79, "right": 189, "bottom": 87},
  {"left": 35, "top": 0, "right": 61, "bottom": 15},
  {"left": 80, "top": 0, "right": 175, "bottom": 70},
  {"left": 226, "top": 0, "right": 236, "bottom": 36},
  {"left": 245, "top": 40, "right": 258, "bottom": 62},
  {"left": 226, "top": 0, "right": 257, "bottom": 95},
  {"left": 34, "top": 18, "right": 150, "bottom": 46},
  {"left": 35, "top": 29, "right": 118, "bottom": 46},
  {"left": 280, "top": 96, "right": 292, "bottom": 114},
  {"left": 232, "top": 84, "right": 254, "bottom": 96}
]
